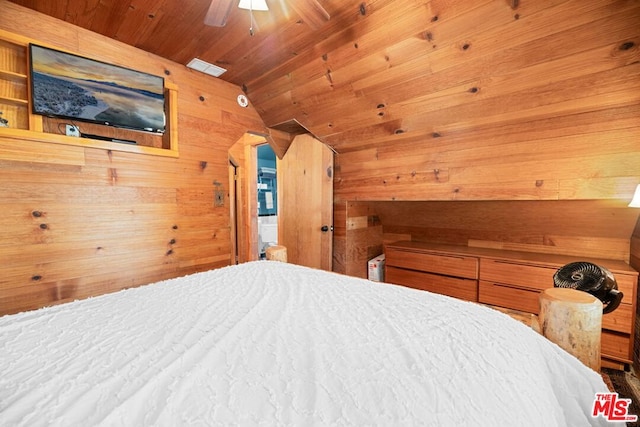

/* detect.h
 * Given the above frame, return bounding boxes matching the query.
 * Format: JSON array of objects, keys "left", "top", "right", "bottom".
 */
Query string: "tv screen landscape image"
[{"left": 29, "top": 44, "right": 166, "bottom": 134}]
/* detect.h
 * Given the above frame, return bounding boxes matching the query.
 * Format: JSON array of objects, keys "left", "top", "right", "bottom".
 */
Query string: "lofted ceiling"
[{"left": 7, "top": 0, "right": 639, "bottom": 156}]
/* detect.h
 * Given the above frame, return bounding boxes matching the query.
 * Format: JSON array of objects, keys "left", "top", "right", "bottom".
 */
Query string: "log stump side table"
[
  {"left": 265, "top": 245, "right": 287, "bottom": 262},
  {"left": 539, "top": 287, "right": 603, "bottom": 371}
]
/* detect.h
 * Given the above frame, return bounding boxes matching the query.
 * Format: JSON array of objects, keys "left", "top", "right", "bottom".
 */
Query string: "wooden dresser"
[{"left": 385, "top": 241, "right": 639, "bottom": 368}]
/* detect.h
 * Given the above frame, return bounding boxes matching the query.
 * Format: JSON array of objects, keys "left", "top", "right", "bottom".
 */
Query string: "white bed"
[{"left": 0, "top": 261, "right": 620, "bottom": 426}]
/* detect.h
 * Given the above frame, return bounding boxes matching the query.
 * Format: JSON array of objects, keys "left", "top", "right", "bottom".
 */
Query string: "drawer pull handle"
[
  {"left": 389, "top": 250, "right": 468, "bottom": 261},
  {"left": 491, "top": 282, "right": 538, "bottom": 292},
  {"left": 491, "top": 259, "right": 549, "bottom": 269}
]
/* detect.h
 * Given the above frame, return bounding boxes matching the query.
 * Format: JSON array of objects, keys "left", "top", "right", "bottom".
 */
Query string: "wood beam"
[
  {"left": 204, "top": 0, "right": 235, "bottom": 27},
  {"left": 266, "top": 127, "right": 295, "bottom": 159},
  {"left": 289, "top": 0, "right": 330, "bottom": 30}
]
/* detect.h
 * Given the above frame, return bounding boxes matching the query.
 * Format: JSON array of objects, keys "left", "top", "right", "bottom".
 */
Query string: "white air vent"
[{"left": 187, "top": 58, "right": 227, "bottom": 77}]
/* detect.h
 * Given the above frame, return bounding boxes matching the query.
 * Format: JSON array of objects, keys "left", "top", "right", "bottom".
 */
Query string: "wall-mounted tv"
[{"left": 29, "top": 44, "right": 166, "bottom": 134}]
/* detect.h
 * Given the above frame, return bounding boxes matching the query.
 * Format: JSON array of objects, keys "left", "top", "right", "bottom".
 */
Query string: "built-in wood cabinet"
[
  {"left": 478, "top": 258, "right": 557, "bottom": 314},
  {"left": 0, "top": 36, "right": 29, "bottom": 130},
  {"left": 385, "top": 240, "right": 639, "bottom": 368},
  {"left": 386, "top": 266, "right": 479, "bottom": 301},
  {"left": 0, "top": 29, "right": 179, "bottom": 158},
  {"left": 386, "top": 244, "right": 478, "bottom": 301}
]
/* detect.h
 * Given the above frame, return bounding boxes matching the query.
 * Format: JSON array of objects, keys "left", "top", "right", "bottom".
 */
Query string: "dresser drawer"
[
  {"left": 612, "top": 273, "right": 637, "bottom": 301},
  {"left": 387, "top": 266, "right": 478, "bottom": 302},
  {"left": 386, "top": 247, "right": 478, "bottom": 279},
  {"left": 478, "top": 280, "right": 540, "bottom": 314},
  {"left": 602, "top": 303, "right": 633, "bottom": 334},
  {"left": 601, "top": 331, "right": 632, "bottom": 363},
  {"left": 479, "top": 259, "right": 556, "bottom": 291},
  {"left": 480, "top": 278, "right": 633, "bottom": 333}
]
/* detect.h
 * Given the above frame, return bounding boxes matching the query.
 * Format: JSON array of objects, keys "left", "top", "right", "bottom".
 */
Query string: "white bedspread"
[{"left": 0, "top": 261, "right": 620, "bottom": 426}]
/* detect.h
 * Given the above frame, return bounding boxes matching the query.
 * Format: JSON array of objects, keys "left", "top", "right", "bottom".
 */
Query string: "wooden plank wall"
[
  {"left": 632, "top": 218, "right": 640, "bottom": 366},
  {"left": 332, "top": 0, "right": 640, "bottom": 276},
  {"left": 337, "top": 199, "right": 640, "bottom": 280},
  {"left": 0, "top": 4, "right": 265, "bottom": 315},
  {"left": 333, "top": 201, "right": 383, "bottom": 277},
  {"left": 375, "top": 199, "right": 639, "bottom": 259},
  {"left": 633, "top": 219, "right": 640, "bottom": 272}
]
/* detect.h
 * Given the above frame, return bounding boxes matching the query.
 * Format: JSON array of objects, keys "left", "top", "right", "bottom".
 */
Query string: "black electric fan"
[{"left": 553, "top": 262, "right": 623, "bottom": 314}]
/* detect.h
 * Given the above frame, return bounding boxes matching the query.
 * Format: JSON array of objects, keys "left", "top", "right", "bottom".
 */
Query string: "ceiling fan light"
[{"left": 238, "top": 0, "right": 269, "bottom": 11}]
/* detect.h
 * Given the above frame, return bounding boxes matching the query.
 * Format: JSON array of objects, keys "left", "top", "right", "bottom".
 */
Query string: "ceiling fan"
[{"left": 204, "top": 0, "right": 330, "bottom": 30}]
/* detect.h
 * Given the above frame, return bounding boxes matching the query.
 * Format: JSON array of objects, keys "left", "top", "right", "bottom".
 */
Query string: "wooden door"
[{"left": 278, "top": 134, "right": 334, "bottom": 270}]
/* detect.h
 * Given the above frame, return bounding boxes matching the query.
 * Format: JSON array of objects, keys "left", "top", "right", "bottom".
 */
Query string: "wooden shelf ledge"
[
  {"left": 0, "top": 68, "right": 27, "bottom": 82},
  {"left": 0, "top": 127, "right": 178, "bottom": 159}
]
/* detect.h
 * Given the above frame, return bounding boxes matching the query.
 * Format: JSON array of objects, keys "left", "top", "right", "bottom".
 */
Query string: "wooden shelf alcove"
[{"left": 0, "top": 29, "right": 178, "bottom": 161}]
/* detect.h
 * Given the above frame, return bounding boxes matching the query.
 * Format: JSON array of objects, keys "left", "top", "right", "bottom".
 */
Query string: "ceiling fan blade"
[
  {"left": 204, "top": 0, "right": 235, "bottom": 27},
  {"left": 289, "top": 0, "right": 330, "bottom": 30}
]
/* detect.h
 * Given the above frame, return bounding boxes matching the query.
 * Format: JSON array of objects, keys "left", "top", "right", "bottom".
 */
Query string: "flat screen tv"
[{"left": 29, "top": 44, "right": 166, "bottom": 134}]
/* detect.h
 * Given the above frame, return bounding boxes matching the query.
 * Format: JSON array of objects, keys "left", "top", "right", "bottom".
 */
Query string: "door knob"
[{"left": 321, "top": 225, "right": 333, "bottom": 232}]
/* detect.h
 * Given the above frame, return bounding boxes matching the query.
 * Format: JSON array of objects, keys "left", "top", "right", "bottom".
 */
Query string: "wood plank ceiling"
[{"left": 8, "top": 0, "right": 640, "bottom": 156}]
